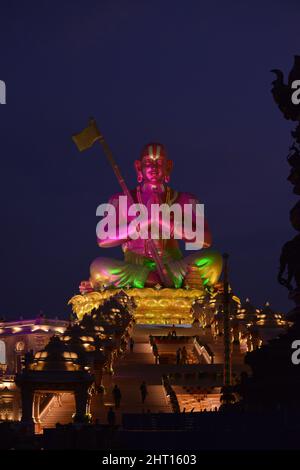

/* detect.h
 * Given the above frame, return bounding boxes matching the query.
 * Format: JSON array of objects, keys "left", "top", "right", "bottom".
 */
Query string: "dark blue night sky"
[{"left": 0, "top": 1, "right": 299, "bottom": 318}]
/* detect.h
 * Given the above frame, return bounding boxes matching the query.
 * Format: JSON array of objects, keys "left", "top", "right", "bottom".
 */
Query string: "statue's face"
[
  {"left": 141, "top": 155, "right": 167, "bottom": 184},
  {"left": 135, "top": 145, "right": 173, "bottom": 185}
]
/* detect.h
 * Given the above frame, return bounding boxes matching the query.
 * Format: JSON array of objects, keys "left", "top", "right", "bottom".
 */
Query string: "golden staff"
[{"left": 72, "top": 118, "right": 172, "bottom": 287}]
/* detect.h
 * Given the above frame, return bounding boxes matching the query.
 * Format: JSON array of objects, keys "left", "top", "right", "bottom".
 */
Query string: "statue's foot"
[
  {"left": 89, "top": 256, "right": 152, "bottom": 289},
  {"left": 165, "top": 249, "right": 223, "bottom": 290},
  {"left": 145, "top": 270, "right": 164, "bottom": 287}
]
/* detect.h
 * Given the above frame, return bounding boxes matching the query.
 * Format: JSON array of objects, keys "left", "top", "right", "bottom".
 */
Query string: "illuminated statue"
[{"left": 80, "top": 143, "right": 222, "bottom": 291}]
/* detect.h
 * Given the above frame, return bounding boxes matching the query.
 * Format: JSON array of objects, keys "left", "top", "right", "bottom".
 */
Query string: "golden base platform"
[{"left": 68, "top": 288, "right": 205, "bottom": 324}]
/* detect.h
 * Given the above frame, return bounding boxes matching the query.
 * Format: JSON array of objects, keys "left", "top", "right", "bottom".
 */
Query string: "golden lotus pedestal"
[{"left": 69, "top": 288, "right": 205, "bottom": 324}]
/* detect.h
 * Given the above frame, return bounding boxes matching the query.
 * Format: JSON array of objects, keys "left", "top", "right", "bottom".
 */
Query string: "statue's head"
[{"left": 135, "top": 143, "right": 173, "bottom": 185}]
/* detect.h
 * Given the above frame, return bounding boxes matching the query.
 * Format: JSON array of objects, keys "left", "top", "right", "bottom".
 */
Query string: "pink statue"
[{"left": 80, "top": 143, "right": 222, "bottom": 292}]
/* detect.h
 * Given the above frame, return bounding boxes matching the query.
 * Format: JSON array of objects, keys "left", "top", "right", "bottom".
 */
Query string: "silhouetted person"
[
  {"left": 107, "top": 406, "right": 116, "bottom": 426},
  {"left": 171, "top": 325, "right": 177, "bottom": 338},
  {"left": 140, "top": 381, "right": 148, "bottom": 404},
  {"left": 130, "top": 337, "right": 135, "bottom": 352},
  {"left": 152, "top": 342, "right": 158, "bottom": 357},
  {"left": 181, "top": 346, "right": 188, "bottom": 365},
  {"left": 152, "top": 342, "right": 159, "bottom": 364},
  {"left": 112, "top": 384, "right": 122, "bottom": 408},
  {"left": 176, "top": 348, "right": 182, "bottom": 366}
]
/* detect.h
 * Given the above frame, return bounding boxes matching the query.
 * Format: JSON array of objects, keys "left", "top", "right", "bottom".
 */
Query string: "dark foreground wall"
[{"left": 1, "top": 410, "right": 300, "bottom": 450}]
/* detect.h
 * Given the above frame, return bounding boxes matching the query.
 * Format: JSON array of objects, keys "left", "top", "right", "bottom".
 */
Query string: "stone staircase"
[
  {"left": 173, "top": 385, "right": 221, "bottom": 412},
  {"left": 40, "top": 393, "right": 75, "bottom": 429}
]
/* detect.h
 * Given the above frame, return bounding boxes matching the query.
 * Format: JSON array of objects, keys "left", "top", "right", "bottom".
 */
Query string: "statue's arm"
[
  {"left": 186, "top": 193, "right": 211, "bottom": 248},
  {"left": 160, "top": 192, "right": 212, "bottom": 248},
  {"left": 97, "top": 193, "right": 127, "bottom": 248}
]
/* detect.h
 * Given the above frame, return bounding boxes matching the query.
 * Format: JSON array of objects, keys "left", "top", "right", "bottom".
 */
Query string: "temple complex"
[
  {"left": 0, "top": 293, "right": 288, "bottom": 431},
  {"left": 0, "top": 132, "right": 291, "bottom": 444}
]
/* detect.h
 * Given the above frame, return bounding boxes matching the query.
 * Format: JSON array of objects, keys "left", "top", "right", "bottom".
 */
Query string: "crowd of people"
[{"left": 150, "top": 330, "right": 190, "bottom": 365}]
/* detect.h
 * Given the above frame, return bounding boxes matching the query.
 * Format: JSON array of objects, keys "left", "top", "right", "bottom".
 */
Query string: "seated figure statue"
[{"left": 80, "top": 143, "right": 222, "bottom": 292}]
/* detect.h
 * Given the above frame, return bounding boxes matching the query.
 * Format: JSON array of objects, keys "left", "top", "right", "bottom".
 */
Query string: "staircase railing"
[{"left": 39, "top": 393, "right": 59, "bottom": 422}]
